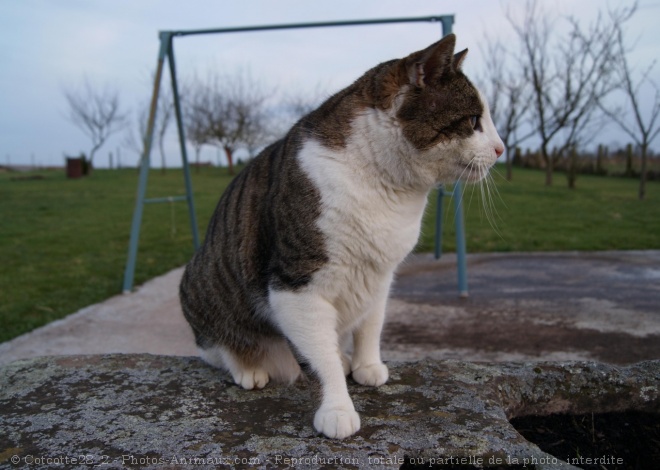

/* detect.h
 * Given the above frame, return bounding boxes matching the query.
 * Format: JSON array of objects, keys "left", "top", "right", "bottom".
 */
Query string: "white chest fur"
[{"left": 297, "top": 114, "right": 429, "bottom": 331}]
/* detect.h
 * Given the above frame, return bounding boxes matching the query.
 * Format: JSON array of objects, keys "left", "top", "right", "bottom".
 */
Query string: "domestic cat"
[{"left": 179, "top": 33, "right": 504, "bottom": 439}]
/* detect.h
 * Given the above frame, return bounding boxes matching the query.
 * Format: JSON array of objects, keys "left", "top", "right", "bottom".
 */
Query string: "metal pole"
[
  {"left": 453, "top": 181, "right": 468, "bottom": 297},
  {"left": 439, "top": 15, "right": 454, "bottom": 36},
  {"left": 170, "top": 16, "right": 453, "bottom": 38},
  {"left": 435, "top": 16, "right": 468, "bottom": 297},
  {"left": 434, "top": 16, "right": 453, "bottom": 260},
  {"left": 167, "top": 35, "right": 200, "bottom": 249},
  {"left": 446, "top": 17, "right": 469, "bottom": 297},
  {"left": 122, "top": 33, "right": 169, "bottom": 293},
  {"left": 435, "top": 187, "right": 443, "bottom": 259}
]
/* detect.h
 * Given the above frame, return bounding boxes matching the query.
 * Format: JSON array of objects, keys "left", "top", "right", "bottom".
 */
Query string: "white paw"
[
  {"left": 232, "top": 368, "right": 269, "bottom": 390},
  {"left": 352, "top": 362, "right": 389, "bottom": 387},
  {"left": 314, "top": 404, "right": 361, "bottom": 439}
]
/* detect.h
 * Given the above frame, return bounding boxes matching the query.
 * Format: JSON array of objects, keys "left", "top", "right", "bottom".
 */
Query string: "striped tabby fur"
[{"left": 180, "top": 34, "right": 504, "bottom": 439}]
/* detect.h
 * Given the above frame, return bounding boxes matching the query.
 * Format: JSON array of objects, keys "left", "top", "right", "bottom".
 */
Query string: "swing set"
[{"left": 122, "top": 14, "right": 469, "bottom": 297}]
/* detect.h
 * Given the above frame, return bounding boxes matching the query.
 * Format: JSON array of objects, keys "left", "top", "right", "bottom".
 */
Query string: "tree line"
[
  {"left": 64, "top": 1, "right": 658, "bottom": 199},
  {"left": 64, "top": 69, "right": 315, "bottom": 177},
  {"left": 480, "top": 0, "right": 658, "bottom": 199}
]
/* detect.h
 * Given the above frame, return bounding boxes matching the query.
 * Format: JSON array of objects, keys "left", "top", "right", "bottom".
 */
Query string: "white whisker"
[
  {"left": 481, "top": 170, "right": 505, "bottom": 240},
  {"left": 487, "top": 168, "right": 508, "bottom": 210},
  {"left": 449, "top": 155, "right": 478, "bottom": 225}
]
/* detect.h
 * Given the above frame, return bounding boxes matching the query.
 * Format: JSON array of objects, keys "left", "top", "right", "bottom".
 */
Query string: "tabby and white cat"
[{"left": 180, "top": 34, "right": 504, "bottom": 439}]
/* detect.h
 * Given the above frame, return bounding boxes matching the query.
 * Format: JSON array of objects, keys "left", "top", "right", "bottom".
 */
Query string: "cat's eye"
[{"left": 470, "top": 115, "right": 480, "bottom": 130}]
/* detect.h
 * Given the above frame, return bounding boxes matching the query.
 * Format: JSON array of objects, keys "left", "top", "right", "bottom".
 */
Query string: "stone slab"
[{"left": 1, "top": 355, "right": 658, "bottom": 469}]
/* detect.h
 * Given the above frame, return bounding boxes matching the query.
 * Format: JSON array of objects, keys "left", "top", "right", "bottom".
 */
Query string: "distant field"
[
  {"left": 1, "top": 165, "right": 658, "bottom": 343},
  {"left": 418, "top": 166, "right": 660, "bottom": 253}
]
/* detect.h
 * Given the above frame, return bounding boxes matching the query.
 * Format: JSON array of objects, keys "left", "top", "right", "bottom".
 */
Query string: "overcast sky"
[{"left": 1, "top": 0, "right": 659, "bottom": 168}]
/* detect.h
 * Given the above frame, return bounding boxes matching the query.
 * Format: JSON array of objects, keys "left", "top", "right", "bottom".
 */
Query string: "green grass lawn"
[
  {"left": 418, "top": 167, "right": 660, "bottom": 252},
  {"left": 1, "top": 165, "right": 658, "bottom": 343}
]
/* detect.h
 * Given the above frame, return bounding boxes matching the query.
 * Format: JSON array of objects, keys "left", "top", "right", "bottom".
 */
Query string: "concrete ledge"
[{"left": 1, "top": 355, "right": 658, "bottom": 469}]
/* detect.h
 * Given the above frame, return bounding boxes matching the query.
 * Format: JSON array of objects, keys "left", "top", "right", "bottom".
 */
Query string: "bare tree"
[
  {"left": 242, "top": 107, "right": 271, "bottom": 159},
  {"left": 227, "top": 75, "right": 272, "bottom": 167},
  {"left": 186, "top": 70, "right": 273, "bottom": 175},
  {"left": 507, "top": 1, "right": 621, "bottom": 186},
  {"left": 599, "top": 2, "right": 659, "bottom": 200},
  {"left": 123, "top": 96, "right": 173, "bottom": 173},
  {"left": 275, "top": 86, "right": 327, "bottom": 135},
  {"left": 182, "top": 79, "right": 212, "bottom": 172},
  {"left": 122, "top": 74, "right": 174, "bottom": 172},
  {"left": 555, "top": 10, "right": 633, "bottom": 189},
  {"left": 123, "top": 103, "right": 149, "bottom": 167},
  {"left": 478, "top": 36, "right": 534, "bottom": 181},
  {"left": 64, "top": 79, "right": 128, "bottom": 171},
  {"left": 243, "top": 87, "right": 327, "bottom": 159},
  {"left": 221, "top": 71, "right": 272, "bottom": 174}
]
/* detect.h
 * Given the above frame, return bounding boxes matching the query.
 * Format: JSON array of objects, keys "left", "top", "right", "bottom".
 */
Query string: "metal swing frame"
[{"left": 122, "top": 14, "right": 468, "bottom": 297}]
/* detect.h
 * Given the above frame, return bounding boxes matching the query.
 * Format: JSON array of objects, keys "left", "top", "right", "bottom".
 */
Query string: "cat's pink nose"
[{"left": 494, "top": 143, "right": 504, "bottom": 158}]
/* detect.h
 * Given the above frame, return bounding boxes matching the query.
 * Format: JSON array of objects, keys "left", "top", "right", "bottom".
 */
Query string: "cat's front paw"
[
  {"left": 232, "top": 368, "right": 269, "bottom": 390},
  {"left": 314, "top": 404, "right": 360, "bottom": 439},
  {"left": 351, "top": 362, "right": 389, "bottom": 387}
]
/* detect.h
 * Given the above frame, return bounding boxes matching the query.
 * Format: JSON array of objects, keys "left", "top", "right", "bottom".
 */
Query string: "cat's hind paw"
[
  {"left": 232, "top": 368, "right": 270, "bottom": 390},
  {"left": 351, "top": 362, "right": 389, "bottom": 387},
  {"left": 314, "top": 405, "right": 360, "bottom": 439}
]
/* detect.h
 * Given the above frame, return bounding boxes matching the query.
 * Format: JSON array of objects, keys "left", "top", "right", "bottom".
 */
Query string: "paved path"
[{"left": 1, "top": 251, "right": 658, "bottom": 366}]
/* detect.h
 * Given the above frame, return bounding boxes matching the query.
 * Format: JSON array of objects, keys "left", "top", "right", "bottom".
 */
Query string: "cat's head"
[{"left": 369, "top": 34, "right": 504, "bottom": 188}]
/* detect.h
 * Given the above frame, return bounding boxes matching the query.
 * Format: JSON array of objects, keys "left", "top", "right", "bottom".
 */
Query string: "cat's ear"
[
  {"left": 407, "top": 34, "right": 457, "bottom": 88},
  {"left": 453, "top": 48, "right": 468, "bottom": 70}
]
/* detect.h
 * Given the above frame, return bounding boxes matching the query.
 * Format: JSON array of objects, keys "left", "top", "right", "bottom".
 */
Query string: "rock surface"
[{"left": 1, "top": 355, "right": 658, "bottom": 469}]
